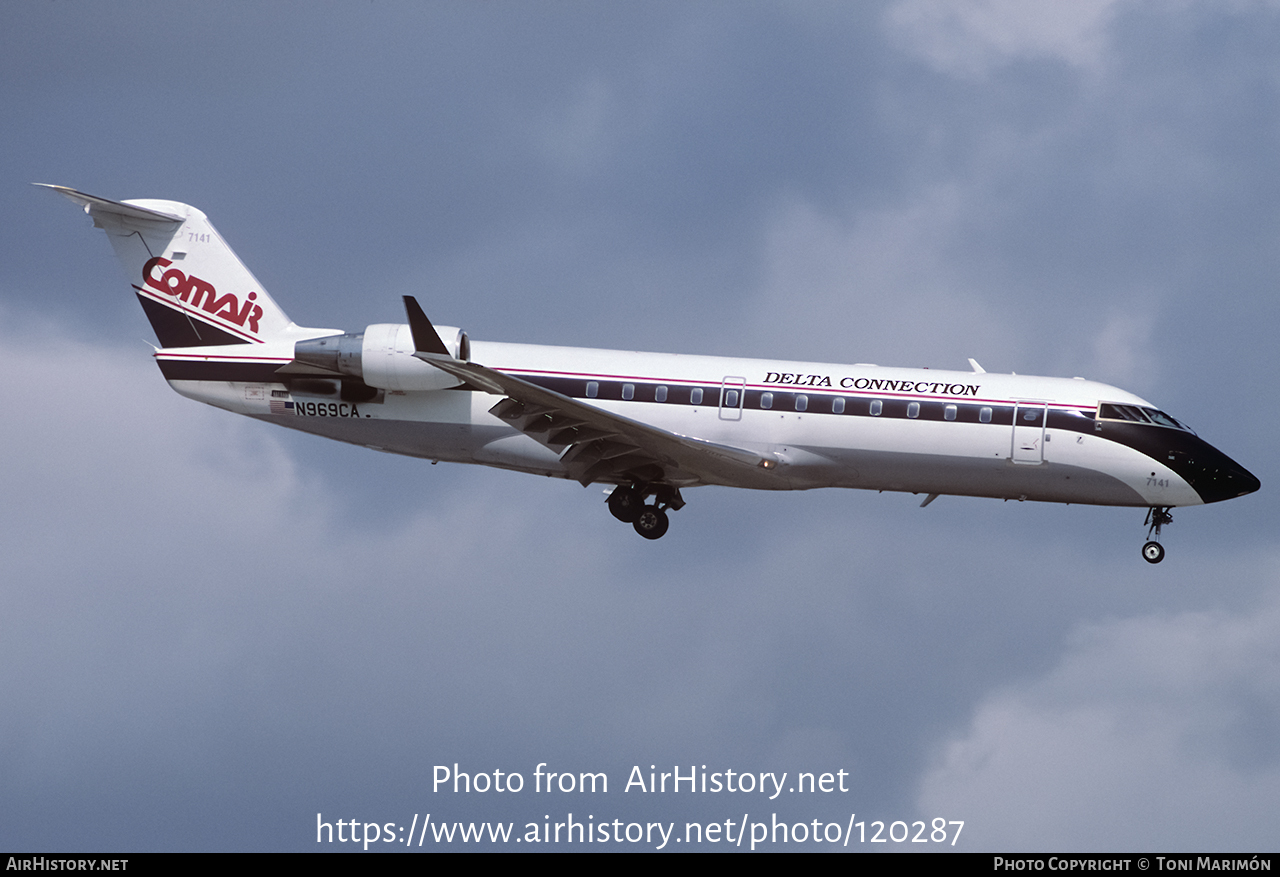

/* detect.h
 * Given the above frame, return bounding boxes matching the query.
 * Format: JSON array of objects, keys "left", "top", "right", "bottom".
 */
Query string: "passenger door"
[{"left": 1011, "top": 402, "right": 1047, "bottom": 464}]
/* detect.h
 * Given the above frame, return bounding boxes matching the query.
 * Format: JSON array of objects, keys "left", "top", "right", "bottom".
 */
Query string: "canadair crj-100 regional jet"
[{"left": 43, "top": 185, "right": 1260, "bottom": 562}]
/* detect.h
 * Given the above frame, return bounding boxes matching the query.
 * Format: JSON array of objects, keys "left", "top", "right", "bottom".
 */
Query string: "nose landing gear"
[
  {"left": 1142, "top": 506, "right": 1173, "bottom": 564},
  {"left": 607, "top": 483, "right": 683, "bottom": 539}
]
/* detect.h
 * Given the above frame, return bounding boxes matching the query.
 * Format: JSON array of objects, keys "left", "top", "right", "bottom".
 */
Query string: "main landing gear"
[
  {"left": 607, "top": 484, "right": 684, "bottom": 540},
  {"left": 1142, "top": 506, "right": 1173, "bottom": 564}
]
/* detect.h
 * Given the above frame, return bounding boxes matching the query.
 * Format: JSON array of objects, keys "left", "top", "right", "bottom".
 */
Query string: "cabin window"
[
  {"left": 795, "top": 395, "right": 808, "bottom": 412},
  {"left": 655, "top": 385, "right": 668, "bottom": 403},
  {"left": 944, "top": 404, "right": 957, "bottom": 421},
  {"left": 870, "top": 400, "right": 882, "bottom": 416},
  {"left": 690, "top": 387, "right": 703, "bottom": 405},
  {"left": 832, "top": 397, "right": 845, "bottom": 414},
  {"left": 622, "top": 383, "right": 634, "bottom": 401},
  {"left": 760, "top": 392, "right": 773, "bottom": 410},
  {"left": 979, "top": 407, "right": 992, "bottom": 423},
  {"left": 723, "top": 389, "right": 739, "bottom": 407},
  {"left": 585, "top": 381, "right": 598, "bottom": 398},
  {"left": 907, "top": 401, "right": 920, "bottom": 419}
]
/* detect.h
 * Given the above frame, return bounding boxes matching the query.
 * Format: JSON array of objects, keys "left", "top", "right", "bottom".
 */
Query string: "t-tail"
[{"left": 37, "top": 184, "right": 294, "bottom": 346}]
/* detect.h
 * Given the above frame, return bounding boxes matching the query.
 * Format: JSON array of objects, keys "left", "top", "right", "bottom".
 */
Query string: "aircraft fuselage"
[
  {"left": 43, "top": 184, "right": 1260, "bottom": 556},
  {"left": 160, "top": 338, "right": 1255, "bottom": 510}
]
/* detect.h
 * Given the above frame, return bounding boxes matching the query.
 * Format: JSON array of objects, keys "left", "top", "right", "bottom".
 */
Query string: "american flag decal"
[{"left": 269, "top": 398, "right": 295, "bottom": 415}]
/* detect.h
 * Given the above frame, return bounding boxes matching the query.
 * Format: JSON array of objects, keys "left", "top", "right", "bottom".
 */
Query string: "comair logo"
[{"left": 142, "top": 257, "right": 264, "bottom": 334}]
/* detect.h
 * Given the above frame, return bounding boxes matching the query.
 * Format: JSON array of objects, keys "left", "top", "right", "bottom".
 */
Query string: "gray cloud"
[
  {"left": 919, "top": 574, "right": 1280, "bottom": 850},
  {"left": 886, "top": 0, "right": 1122, "bottom": 77}
]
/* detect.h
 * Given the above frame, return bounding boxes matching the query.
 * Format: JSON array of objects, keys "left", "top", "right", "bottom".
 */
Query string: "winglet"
[
  {"left": 968, "top": 358, "right": 986, "bottom": 374},
  {"left": 402, "top": 296, "right": 452, "bottom": 356}
]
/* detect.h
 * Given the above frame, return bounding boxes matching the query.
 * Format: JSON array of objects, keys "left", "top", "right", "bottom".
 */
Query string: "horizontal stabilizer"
[{"left": 35, "top": 184, "right": 184, "bottom": 224}]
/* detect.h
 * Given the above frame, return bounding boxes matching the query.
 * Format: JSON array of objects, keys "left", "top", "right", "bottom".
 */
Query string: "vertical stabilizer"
[{"left": 39, "top": 185, "right": 294, "bottom": 347}]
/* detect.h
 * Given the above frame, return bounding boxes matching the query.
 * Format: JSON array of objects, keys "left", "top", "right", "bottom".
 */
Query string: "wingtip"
[
  {"left": 33, "top": 183, "right": 76, "bottom": 199},
  {"left": 33, "top": 183, "right": 79, "bottom": 196}
]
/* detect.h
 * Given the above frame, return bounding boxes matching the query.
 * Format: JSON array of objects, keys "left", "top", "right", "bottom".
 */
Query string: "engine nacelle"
[
  {"left": 361, "top": 323, "right": 469, "bottom": 391},
  {"left": 293, "top": 323, "right": 470, "bottom": 392}
]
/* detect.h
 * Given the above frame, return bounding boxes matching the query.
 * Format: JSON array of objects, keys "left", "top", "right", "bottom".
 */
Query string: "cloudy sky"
[{"left": 3, "top": 0, "right": 1278, "bottom": 852}]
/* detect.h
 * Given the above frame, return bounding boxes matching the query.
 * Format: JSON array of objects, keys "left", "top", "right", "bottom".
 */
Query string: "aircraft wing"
[{"left": 404, "top": 298, "right": 779, "bottom": 488}]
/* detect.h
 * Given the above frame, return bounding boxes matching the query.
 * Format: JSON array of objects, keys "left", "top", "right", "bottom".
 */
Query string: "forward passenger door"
[{"left": 1011, "top": 402, "right": 1047, "bottom": 464}]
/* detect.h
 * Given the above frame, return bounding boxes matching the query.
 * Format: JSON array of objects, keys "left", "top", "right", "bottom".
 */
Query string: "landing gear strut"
[
  {"left": 607, "top": 483, "right": 683, "bottom": 539},
  {"left": 1142, "top": 506, "right": 1173, "bottom": 564}
]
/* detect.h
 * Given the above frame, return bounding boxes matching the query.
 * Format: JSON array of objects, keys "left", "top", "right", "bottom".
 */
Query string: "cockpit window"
[
  {"left": 1098, "top": 403, "right": 1151, "bottom": 423},
  {"left": 1097, "top": 402, "right": 1194, "bottom": 433},
  {"left": 1142, "top": 407, "right": 1194, "bottom": 432}
]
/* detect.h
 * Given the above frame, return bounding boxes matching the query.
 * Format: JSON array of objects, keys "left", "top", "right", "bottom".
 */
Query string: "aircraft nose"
[{"left": 1192, "top": 453, "right": 1261, "bottom": 504}]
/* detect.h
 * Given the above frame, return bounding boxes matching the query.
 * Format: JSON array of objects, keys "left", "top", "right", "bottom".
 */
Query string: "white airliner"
[{"left": 42, "top": 185, "right": 1260, "bottom": 561}]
